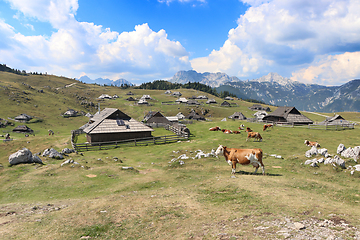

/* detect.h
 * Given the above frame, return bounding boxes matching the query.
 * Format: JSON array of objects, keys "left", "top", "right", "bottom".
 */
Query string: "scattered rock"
[
  {"left": 9, "top": 148, "right": 43, "bottom": 165},
  {"left": 61, "top": 148, "right": 75, "bottom": 154},
  {"left": 122, "top": 167, "right": 134, "bottom": 170},
  {"left": 42, "top": 148, "right": 63, "bottom": 159},
  {"left": 348, "top": 164, "right": 360, "bottom": 175}
]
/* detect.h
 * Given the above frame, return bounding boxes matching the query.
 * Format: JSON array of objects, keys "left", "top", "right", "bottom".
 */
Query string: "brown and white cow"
[
  {"left": 222, "top": 129, "right": 233, "bottom": 134},
  {"left": 232, "top": 130, "right": 241, "bottom": 134},
  {"left": 304, "top": 140, "right": 320, "bottom": 147},
  {"left": 215, "top": 145, "right": 265, "bottom": 175},
  {"left": 263, "top": 124, "right": 273, "bottom": 131},
  {"left": 245, "top": 127, "right": 253, "bottom": 132},
  {"left": 246, "top": 132, "right": 263, "bottom": 142},
  {"left": 209, "top": 126, "right": 221, "bottom": 131}
]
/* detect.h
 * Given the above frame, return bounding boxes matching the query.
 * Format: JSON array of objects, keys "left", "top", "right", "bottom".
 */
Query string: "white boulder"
[
  {"left": 42, "top": 148, "right": 64, "bottom": 159},
  {"left": 9, "top": 148, "right": 43, "bottom": 165}
]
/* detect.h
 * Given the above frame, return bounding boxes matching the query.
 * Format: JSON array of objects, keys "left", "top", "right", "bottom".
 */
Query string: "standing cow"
[
  {"left": 215, "top": 145, "right": 265, "bottom": 175},
  {"left": 246, "top": 132, "right": 263, "bottom": 142}
]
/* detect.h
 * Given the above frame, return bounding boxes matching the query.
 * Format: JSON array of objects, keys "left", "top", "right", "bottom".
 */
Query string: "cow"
[
  {"left": 222, "top": 129, "right": 232, "bottom": 134},
  {"left": 246, "top": 132, "right": 263, "bottom": 142},
  {"left": 239, "top": 124, "right": 245, "bottom": 130},
  {"left": 209, "top": 126, "right": 221, "bottom": 131},
  {"left": 232, "top": 131, "right": 241, "bottom": 134},
  {"left": 215, "top": 145, "right": 265, "bottom": 175},
  {"left": 245, "top": 127, "right": 253, "bottom": 132},
  {"left": 304, "top": 140, "right": 320, "bottom": 147},
  {"left": 263, "top": 124, "right": 273, "bottom": 131}
]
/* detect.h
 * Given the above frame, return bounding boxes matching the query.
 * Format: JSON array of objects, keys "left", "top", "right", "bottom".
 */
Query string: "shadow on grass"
[{"left": 234, "top": 170, "right": 282, "bottom": 177}]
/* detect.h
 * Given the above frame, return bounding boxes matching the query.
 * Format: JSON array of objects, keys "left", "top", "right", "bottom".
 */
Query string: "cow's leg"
[
  {"left": 260, "top": 163, "right": 265, "bottom": 175},
  {"left": 253, "top": 167, "right": 258, "bottom": 174},
  {"left": 231, "top": 161, "right": 236, "bottom": 174}
]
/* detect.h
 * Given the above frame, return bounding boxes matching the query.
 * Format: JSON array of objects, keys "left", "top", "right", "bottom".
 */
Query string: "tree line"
[{"left": 0, "top": 64, "right": 46, "bottom": 76}]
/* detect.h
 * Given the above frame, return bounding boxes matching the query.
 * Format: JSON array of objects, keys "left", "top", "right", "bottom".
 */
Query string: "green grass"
[{"left": 1, "top": 72, "right": 360, "bottom": 239}]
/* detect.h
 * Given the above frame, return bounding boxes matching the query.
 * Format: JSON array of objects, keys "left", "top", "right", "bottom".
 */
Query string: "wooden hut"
[
  {"left": 176, "top": 112, "right": 186, "bottom": 120},
  {"left": 14, "top": 114, "right": 32, "bottom": 122},
  {"left": 143, "top": 111, "right": 170, "bottom": 125},
  {"left": 262, "top": 106, "right": 313, "bottom": 125},
  {"left": 228, "top": 112, "right": 247, "bottom": 120},
  {"left": 221, "top": 101, "right": 231, "bottom": 107},
  {"left": 97, "top": 94, "right": 112, "bottom": 100},
  {"left": 126, "top": 96, "right": 136, "bottom": 101},
  {"left": 186, "top": 109, "right": 205, "bottom": 121},
  {"left": 63, "top": 109, "right": 78, "bottom": 117},
  {"left": 171, "top": 91, "right": 182, "bottom": 97},
  {"left": 137, "top": 99, "right": 148, "bottom": 105},
  {"left": 318, "top": 114, "right": 352, "bottom": 126},
  {"left": 175, "top": 97, "right": 188, "bottom": 104},
  {"left": 196, "top": 95, "right": 208, "bottom": 99},
  {"left": 126, "top": 91, "right": 134, "bottom": 95},
  {"left": 206, "top": 99, "right": 217, "bottom": 104},
  {"left": 254, "top": 111, "right": 268, "bottom": 120},
  {"left": 13, "top": 125, "right": 33, "bottom": 133},
  {"left": 187, "top": 99, "right": 200, "bottom": 105},
  {"left": 83, "top": 108, "right": 154, "bottom": 143},
  {"left": 249, "top": 104, "right": 271, "bottom": 112}
]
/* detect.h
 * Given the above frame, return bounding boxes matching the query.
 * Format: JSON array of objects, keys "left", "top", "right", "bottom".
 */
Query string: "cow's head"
[
  {"left": 215, "top": 145, "right": 225, "bottom": 155},
  {"left": 304, "top": 140, "right": 309, "bottom": 145}
]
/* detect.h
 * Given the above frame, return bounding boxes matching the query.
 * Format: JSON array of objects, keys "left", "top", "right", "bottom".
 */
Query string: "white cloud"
[
  {"left": 291, "top": 52, "right": 360, "bottom": 86},
  {"left": 0, "top": 0, "right": 191, "bottom": 82},
  {"left": 192, "top": 0, "right": 360, "bottom": 85}
]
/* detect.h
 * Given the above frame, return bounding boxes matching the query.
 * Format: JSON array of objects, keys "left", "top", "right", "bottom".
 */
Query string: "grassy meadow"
[{"left": 0, "top": 72, "right": 360, "bottom": 239}]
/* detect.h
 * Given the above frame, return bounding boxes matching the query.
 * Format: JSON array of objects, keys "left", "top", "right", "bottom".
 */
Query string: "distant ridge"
[
  {"left": 78, "top": 75, "right": 134, "bottom": 87},
  {"left": 169, "top": 70, "right": 360, "bottom": 112}
]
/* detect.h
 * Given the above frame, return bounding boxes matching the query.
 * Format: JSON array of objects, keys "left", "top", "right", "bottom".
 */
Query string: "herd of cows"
[
  {"left": 208, "top": 123, "right": 273, "bottom": 142},
  {"left": 211, "top": 123, "right": 321, "bottom": 175}
]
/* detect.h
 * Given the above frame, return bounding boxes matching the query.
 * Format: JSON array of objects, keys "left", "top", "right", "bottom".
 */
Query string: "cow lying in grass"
[
  {"left": 215, "top": 145, "right": 265, "bottom": 175},
  {"left": 222, "top": 129, "right": 233, "bottom": 134},
  {"left": 209, "top": 126, "right": 221, "bottom": 131},
  {"left": 304, "top": 140, "right": 320, "bottom": 147},
  {"left": 246, "top": 132, "right": 263, "bottom": 142}
]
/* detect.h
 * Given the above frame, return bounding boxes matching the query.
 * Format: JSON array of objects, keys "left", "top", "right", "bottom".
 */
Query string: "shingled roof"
[
  {"left": 318, "top": 114, "right": 351, "bottom": 125},
  {"left": 83, "top": 108, "right": 153, "bottom": 134},
  {"left": 263, "top": 106, "right": 313, "bottom": 125}
]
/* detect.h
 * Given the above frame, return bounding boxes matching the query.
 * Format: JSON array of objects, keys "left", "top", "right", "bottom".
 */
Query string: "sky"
[{"left": 1, "top": 0, "right": 360, "bottom": 86}]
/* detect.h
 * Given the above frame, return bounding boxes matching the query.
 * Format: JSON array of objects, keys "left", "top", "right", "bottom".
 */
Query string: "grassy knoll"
[{"left": 1, "top": 72, "right": 360, "bottom": 239}]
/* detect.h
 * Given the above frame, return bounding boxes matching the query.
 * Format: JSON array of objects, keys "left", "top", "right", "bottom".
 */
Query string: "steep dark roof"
[
  {"left": 186, "top": 110, "right": 205, "bottom": 120},
  {"left": 263, "top": 106, "right": 313, "bottom": 124},
  {"left": 13, "top": 125, "right": 33, "bottom": 133},
  {"left": 228, "top": 112, "right": 247, "bottom": 120},
  {"left": 221, "top": 101, "right": 231, "bottom": 106},
  {"left": 318, "top": 114, "right": 351, "bottom": 125}
]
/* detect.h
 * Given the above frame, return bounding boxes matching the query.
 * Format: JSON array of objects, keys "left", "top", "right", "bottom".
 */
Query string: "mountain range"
[
  {"left": 169, "top": 71, "right": 360, "bottom": 112},
  {"left": 78, "top": 75, "right": 133, "bottom": 87}
]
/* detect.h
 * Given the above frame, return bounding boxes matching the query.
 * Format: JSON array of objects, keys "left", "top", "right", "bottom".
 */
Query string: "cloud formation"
[
  {"left": 0, "top": 0, "right": 191, "bottom": 83},
  {"left": 191, "top": 0, "right": 360, "bottom": 85}
]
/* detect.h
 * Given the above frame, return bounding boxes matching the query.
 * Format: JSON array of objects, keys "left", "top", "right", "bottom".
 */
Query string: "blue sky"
[{"left": 1, "top": 0, "right": 360, "bottom": 86}]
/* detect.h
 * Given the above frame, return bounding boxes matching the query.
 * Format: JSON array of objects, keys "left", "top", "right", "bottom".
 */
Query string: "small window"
[{"left": 116, "top": 119, "right": 125, "bottom": 126}]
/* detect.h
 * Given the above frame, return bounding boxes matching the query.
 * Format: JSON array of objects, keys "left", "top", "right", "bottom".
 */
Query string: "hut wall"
[{"left": 87, "top": 131, "right": 152, "bottom": 143}]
